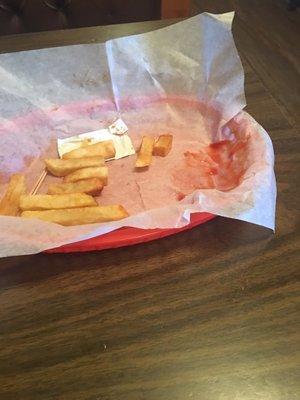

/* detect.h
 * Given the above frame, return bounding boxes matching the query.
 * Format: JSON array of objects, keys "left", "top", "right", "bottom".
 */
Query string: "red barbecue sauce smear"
[{"left": 174, "top": 136, "right": 250, "bottom": 199}]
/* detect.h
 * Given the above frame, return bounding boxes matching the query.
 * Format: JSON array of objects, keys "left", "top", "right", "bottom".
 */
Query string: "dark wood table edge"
[{"left": 0, "top": 18, "right": 181, "bottom": 54}]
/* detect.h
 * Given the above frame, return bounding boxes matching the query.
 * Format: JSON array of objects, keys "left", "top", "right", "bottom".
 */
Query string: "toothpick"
[{"left": 31, "top": 169, "right": 47, "bottom": 195}]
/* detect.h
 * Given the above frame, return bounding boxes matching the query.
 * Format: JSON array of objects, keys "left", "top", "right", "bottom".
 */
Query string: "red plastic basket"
[{"left": 46, "top": 212, "right": 215, "bottom": 253}]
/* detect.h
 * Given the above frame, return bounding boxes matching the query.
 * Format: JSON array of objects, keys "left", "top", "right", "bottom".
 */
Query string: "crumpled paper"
[{"left": 0, "top": 13, "right": 276, "bottom": 258}]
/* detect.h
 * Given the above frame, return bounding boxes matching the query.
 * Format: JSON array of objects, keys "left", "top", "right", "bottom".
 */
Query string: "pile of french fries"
[{"left": 0, "top": 134, "right": 173, "bottom": 226}]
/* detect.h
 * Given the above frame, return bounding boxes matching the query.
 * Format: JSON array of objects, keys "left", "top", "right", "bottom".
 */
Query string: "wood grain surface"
[
  {"left": 0, "top": 15, "right": 299, "bottom": 400},
  {"left": 162, "top": 0, "right": 191, "bottom": 18}
]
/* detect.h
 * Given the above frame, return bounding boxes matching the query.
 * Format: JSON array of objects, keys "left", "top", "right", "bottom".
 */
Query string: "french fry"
[
  {"left": 81, "top": 139, "right": 92, "bottom": 147},
  {"left": 47, "top": 178, "right": 104, "bottom": 196},
  {"left": 63, "top": 140, "right": 115, "bottom": 160},
  {"left": 45, "top": 157, "right": 104, "bottom": 177},
  {"left": 21, "top": 205, "right": 129, "bottom": 226},
  {"left": 135, "top": 136, "right": 155, "bottom": 168},
  {"left": 64, "top": 166, "right": 108, "bottom": 185},
  {"left": 0, "top": 174, "right": 26, "bottom": 216},
  {"left": 153, "top": 134, "right": 173, "bottom": 157},
  {"left": 20, "top": 193, "right": 97, "bottom": 211}
]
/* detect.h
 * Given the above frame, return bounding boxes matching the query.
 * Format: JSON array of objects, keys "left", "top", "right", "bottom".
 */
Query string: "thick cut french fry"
[
  {"left": 153, "top": 134, "right": 173, "bottom": 157},
  {"left": 81, "top": 139, "right": 92, "bottom": 147},
  {"left": 135, "top": 136, "right": 155, "bottom": 168},
  {"left": 20, "top": 193, "right": 97, "bottom": 211},
  {"left": 0, "top": 174, "right": 26, "bottom": 216},
  {"left": 21, "top": 205, "right": 129, "bottom": 226},
  {"left": 64, "top": 166, "right": 108, "bottom": 185},
  {"left": 62, "top": 140, "right": 115, "bottom": 160},
  {"left": 45, "top": 157, "right": 104, "bottom": 177},
  {"left": 47, "top": 178, "right": 104, "bottom": 195}
]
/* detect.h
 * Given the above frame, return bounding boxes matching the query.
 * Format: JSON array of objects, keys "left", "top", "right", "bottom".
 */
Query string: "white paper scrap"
[
  {"left": 57, "top": 120, "right": 135, "bottom": 160},
  {"left": 109, "top": 118, "right": 129, "bottom": 135}
]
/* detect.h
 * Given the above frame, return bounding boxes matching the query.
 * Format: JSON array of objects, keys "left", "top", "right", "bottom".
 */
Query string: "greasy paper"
[{"left": 0, "top": 13, "right": 276, "bottom": 257}]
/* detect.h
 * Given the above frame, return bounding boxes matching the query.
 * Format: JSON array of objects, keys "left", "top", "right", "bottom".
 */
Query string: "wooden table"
[{"left": 0, "top": 20, "right": 299, "bottom": 400}]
